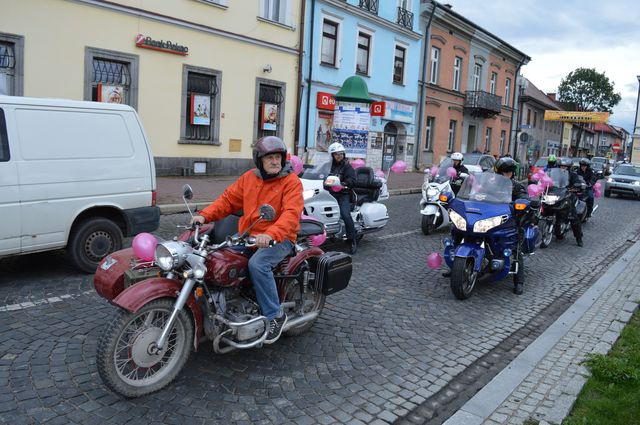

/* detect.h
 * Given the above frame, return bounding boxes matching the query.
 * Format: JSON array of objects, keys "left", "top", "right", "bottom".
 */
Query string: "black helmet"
[
  {"left": 579, "top": 157, "right": 591, "bottom": 166},
  {"left": 559, "top": 157, "right": 573, "bottom": 168},
  {"left": 495, "top": 157, "right": 517, "bottom": 174},
  {"left": 253, "top": 136, "right": 287, "bottom": 169}
]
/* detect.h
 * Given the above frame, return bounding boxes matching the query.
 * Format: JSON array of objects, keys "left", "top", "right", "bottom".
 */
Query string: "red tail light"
[{"left": 151, "top": 190, "right": 157, "bottom": 207}]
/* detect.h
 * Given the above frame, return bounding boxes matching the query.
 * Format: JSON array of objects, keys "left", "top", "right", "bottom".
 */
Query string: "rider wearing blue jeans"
[{"left": 327, "top": 142, "right": 357, "bottom": 254}]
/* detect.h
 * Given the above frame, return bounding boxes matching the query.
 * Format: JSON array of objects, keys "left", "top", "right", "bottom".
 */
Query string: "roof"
[
  {"left": 521, "top": 79, "right": 561, "bottom": 110},
  {"left": 594, "top": 122, "right": 619, "bottom": 135},
  {"left": 0, "top": 95, "right": 134, "bottom": 112}
]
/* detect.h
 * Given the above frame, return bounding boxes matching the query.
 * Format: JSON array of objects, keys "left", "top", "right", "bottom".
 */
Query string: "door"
[
  {"left": 382, "top": 122, "right": 398, "bottom": 171},
  {"left": 0, "top": 107, "right": 21, "bottom": 255},
  {"left": 464, "top": 125, "right": 476, "bottom": 153}
]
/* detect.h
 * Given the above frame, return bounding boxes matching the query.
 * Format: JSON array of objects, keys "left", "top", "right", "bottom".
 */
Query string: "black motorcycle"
[{"left": 538, "top": 169, "right": 587, "bottom": 245}]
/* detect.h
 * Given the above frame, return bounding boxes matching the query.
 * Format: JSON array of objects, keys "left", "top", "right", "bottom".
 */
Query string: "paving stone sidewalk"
[{"left": 445, "top": 240, "right": 640, "bottom": 425}]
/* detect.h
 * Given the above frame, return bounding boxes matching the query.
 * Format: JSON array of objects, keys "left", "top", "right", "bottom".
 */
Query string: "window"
[
  {"left": 473, "top": 63, "right": 482, "bottom": 91},
  {"left": 0, "top": 108, "right": 9, "bottom": 162},
  {"left": 425, "top": 116, "right": 435, "bottom": 150},
  {"left": 429, "top": 47, "right": 440, "bottom": 84},
  {"left": 505, "top": 78, "right": 511, "bottom": 106},
  {"left": 533, "top": 111, "right": 537, "bottom": 128},
  {"left": 321, "top": 20, "right": 338, "bottom": 66},
  {"left": 180, "top": 65, "right": 221, "bottom": 145},
  {"left": 356, "top": 32, "right": 371, "bottom": 75},
  {"left": 448, "top": 120, "right": 457, "bottom": 152},
  {"left": 393, "top": 45, "right": 405, "bottom": 84},
  {"left": 499, "top": 130, "right": 506, "bottom": 154},
  {"left": 485, "top": 127, "right": 492, "bottom": 151},
  {"left": 453, "top": 56, "right": 462, "bottom": 91},
  {"left": 526, "top": 108, "right": 531, "bottom": 126},
  {"left": 490, "top": 72, "right": 497, "bottom": 95},
  {"left": 255, "top": 78, "right": 286, "bottom": 141},
  {"left": 0, "top": 33, "right": 24, "bottom": 96},
  {"left": 261, "top": 0, "right": 288, "bottom": 25},
  {"left": 85, "top": 47, "right": 138, "bottom": 109}
]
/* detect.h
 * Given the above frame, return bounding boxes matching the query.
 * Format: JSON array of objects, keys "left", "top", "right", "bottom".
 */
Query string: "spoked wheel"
[
  {"left": 540, "top": 220, "right": 553, "bottom": 248},
  {"left": 283, "top": 275, "right": 326, "bottom": 337},
  {"left": 421, "top": 214, "right": 435, "bottom": 235},
  {"left": 450, "top": 257, "right": 478, "bottom": 300},
  {"left": 96, "top": 299, "right": 193, "bottom": 398}
]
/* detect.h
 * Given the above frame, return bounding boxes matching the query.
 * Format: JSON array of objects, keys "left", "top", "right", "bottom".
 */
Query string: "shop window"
[
  {"left": 0, "top": 33, "right": 24, "bottom": 96},
  {"left": 85, "top": 47, "right": 138, "bottom": 109},
  {"left": 255, "top": 79, "right": 285, "bottom": 141},
  {"left": 180, "top": 65, "right": 221, "bottom": 145},
  {"left": 393, "top": 45, "right": 406, "bottom": 84}
]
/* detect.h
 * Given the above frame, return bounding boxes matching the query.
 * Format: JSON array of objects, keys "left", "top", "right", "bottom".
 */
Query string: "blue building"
[{"left": 299, "top": 0, "right": 422, "bottom": 170}]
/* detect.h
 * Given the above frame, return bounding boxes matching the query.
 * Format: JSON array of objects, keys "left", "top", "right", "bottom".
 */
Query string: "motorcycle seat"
[
  {"left": 352, "top": 167, "right": 381, "bottom": 206},
  {"left": 297, "top": 218, "right": 325, "bottom": 237},
  {"left": 212, "top": 213, "right": 241, "bottom": 244}
]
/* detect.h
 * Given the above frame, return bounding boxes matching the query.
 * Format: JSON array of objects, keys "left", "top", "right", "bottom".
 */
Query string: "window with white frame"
[
  {"left": 425, "top": 116, "right": 435, "bottom": 150},
  {"left": 505, "top": 78, "right": 511, "bottom": 105},
  {"left": 485, "top": 127, "right": 492, "bottom": 151},
  {"left": 499, "top": 130, "right": 506, "bottom": 154},
  {"left": 453, "top": 56, "right": 462, "bottom": 91},
  {"left": 448, "top": 120, "right": 457, "bottom": 152},
  {"left": 393, "top": 45, "right": 406, "bottom": 84},
  {"left": 1, "top": 33, "right": 23, "bottom": 96},
  {"left": 429, "top": 47, "right": 440, "bottom": 84},
  {"left": 356, "top": 31, "right": 371, "bottom": 75},
  {"left": 261, "top": 0, "right": 288, "bottom": 25},
  {"left": 321, "top": 19, "right": 338, "bottom": 66},
  {"left": 490, "top": 72, "right": 497, "bottom": 95},
  {"left": 473, "top": 63, "right": 482, "bottom": 91},
  {"left": 398, "top": 0, "right": 411, "bottom": 11}
]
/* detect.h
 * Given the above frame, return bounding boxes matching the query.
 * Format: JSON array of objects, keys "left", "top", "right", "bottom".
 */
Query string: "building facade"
[
  {"left": 298, "top": 0, "right": 422, "bottom": 170},
  {"left": 417, "top": 2, "right": 530, "bottom": 168},
  {"left": 0, "top": 0, "right": 301, "bottom": 176},
  {"left": 517, "top": 79, "right": 563, "bottom": 160}
]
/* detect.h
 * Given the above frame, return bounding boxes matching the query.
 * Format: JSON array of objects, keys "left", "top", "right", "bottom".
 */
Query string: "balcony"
[
  {"left": 358, "top": 0, "right": 378, "bottom": 15},
  {"left": 464, "top": 91, "right": 502, "bottom": 118},
  {"left": 397, "top": 7, "right": 414, "bottom": 30}
]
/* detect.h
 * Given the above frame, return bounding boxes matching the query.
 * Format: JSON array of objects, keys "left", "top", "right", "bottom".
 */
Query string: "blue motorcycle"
[{"left": 441, "top": 173, "right": 540, "bottom": 299}]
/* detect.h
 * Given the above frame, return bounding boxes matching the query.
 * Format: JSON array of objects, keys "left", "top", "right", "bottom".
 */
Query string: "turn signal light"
[
  {"left": 514, "top": 203, "right": 527, "bottom": 210},
  {"left": 439, "top": 194, "right": 448, "bottom": 202},
  {"left": 195, "top": 287, "right": 204, "bottom": 298}
]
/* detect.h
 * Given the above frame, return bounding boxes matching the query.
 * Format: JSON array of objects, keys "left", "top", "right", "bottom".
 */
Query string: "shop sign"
[
  {"left": 370, "top": 101, "right": 386, "bottom": 116},
  {"left": 135, "top": 34, "right": 189, "bottom": 55},
  {"left": 383, "top": 101, "right": 415, "bottom": 123},
  {"left": 316, "top": 92, "right": 336, "bottom": 110}
]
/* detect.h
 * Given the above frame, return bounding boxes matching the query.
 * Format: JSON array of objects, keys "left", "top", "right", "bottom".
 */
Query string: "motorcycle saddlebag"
[{"left": 314, "top": 251, "right": 352, "bottom": 295}]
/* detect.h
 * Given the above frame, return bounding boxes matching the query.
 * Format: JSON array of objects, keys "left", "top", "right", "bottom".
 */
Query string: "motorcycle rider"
[
  {"left": 450, "top": 152, "right": 469, "bottom": 194},
  {"left": 544, "top": 154, "right": 558, "bottom": 172},
  {"left": 558, "top": 157, "right": 584, "bottom": 247},
  {"left": 190, "top": 136, "right": 304, "bottom": 344},
  {"left": 327, "top": 142, "right": 358, "bottom": 254},
  {"left": 577, "top": 158, "right": 597, "bottom": 218},
  {"left": 495, "top": 157, "right": 528, "bottom": 201}
]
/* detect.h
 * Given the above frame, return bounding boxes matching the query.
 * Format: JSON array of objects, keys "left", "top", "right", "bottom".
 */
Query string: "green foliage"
[{"left": 557, "top": 68, "right": 622, "bottom": 113}]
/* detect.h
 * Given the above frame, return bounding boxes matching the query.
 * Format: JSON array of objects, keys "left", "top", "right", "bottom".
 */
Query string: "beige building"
[{"left": 0, "top": 0, "right": 301, "bottom": 175}]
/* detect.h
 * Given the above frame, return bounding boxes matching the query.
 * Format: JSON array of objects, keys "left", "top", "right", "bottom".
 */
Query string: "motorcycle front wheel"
[
  {"left": 450, "top": 257, "right": 478, "bottom": 300},
  {"left": 540, "top": 220, "right": 553, "bottom": 248},
  {"left": 96, "top": 299, "right": 193, "bottom": 398},
  {"left": 421, "top": 214, "right": 435, "bottom": 235}
]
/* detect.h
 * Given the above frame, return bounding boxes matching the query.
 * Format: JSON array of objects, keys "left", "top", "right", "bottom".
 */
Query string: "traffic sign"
[{"left": 612, "top": 143, "right": 621, "bottom": 153}]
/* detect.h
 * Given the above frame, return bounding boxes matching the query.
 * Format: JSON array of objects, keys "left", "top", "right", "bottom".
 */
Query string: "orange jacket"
[{"left": 200, "top": 168, "right": 303, "bottom": 243}]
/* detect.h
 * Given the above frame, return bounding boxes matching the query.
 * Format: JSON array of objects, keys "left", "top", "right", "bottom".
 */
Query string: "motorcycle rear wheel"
[
  {"left": 283, "top": 278, "right": 325, "bottom": 337},
  {"left": 421, "top": 214, "right": 435, "bottom": 235},
  {"left": 96, "top": 299, "right": 193, "bottom": 398},
  {"left": 450, "top": 257, "right": 477, "bottom": 300}
]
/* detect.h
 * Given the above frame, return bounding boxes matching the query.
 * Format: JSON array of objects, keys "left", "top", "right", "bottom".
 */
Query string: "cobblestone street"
[{"left": 1, "top": 193, "right": 639, "bottom": 424}]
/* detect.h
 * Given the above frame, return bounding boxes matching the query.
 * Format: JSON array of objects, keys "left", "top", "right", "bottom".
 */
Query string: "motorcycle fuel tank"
[{"left": 205, "top": 248, "right": 250, "bottom": 287}]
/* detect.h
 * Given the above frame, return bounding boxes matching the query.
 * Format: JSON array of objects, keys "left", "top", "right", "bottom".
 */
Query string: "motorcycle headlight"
[
  {"left": 449, "top": 210, "right": 467, "bottom": 231},
  {"left": 473, "top": 215, "right": 505, "bottom": 233},
  {"left": 154, "top": 241, "right": 192, "bottom": 271},
  {"left": 542, "top": 194, "right": 559, "bottom": 205},
  {"left": 303, "top": 189, "right": 316, "bottom": 200},
  {"left": 427, "top": 187, "right": 439, "bottom": 198}
]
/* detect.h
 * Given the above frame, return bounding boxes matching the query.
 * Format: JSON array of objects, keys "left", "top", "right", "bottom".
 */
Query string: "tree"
[{"left": 557, "top": 68, "right": 621, "bottom": 154}]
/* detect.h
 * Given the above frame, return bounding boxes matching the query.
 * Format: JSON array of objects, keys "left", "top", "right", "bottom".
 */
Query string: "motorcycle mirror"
[
  {"left": 259, "top": 204, "right": 276, "bottom": 221},
  {"left": 182, "top": 184, "right": 193, "bottom": 200}
]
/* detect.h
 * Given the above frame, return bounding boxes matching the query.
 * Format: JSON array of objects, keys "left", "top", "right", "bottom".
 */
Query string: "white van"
[{"left": 0, "top": 96, "right": 160, "bottom": 273}]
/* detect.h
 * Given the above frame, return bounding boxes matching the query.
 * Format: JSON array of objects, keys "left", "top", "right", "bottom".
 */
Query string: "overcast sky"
[{"left": 443, "top": 0, "right": 640, "bottom": 133}]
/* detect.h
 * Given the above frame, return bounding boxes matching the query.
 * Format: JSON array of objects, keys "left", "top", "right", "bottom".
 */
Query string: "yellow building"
[{"left": 0, "top": 0, "right": 301, "bottom": 175}]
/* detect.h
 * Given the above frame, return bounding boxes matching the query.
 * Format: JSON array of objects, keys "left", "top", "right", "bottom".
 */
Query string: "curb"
[{"left": 158, "top": 188, "right": 423, "bottom": 215}]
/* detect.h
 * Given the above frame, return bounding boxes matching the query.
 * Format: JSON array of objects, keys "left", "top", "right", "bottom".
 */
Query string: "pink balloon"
[
  {"left": 531, "top": 171, "right": 544, "bottom": 182},
  {"left": 309, "top": 232, "right": 327, "bottom": 247},
  {"left": 351, "top": 158, "right": 365, "bottom": 169},
  {"left": 132, "top": 232, "right": 157, "bottom": 262},
  {"left": 331, "top": 185, "right": 343, "bottom": 192},
  {"left": 290, "top": 155, "right": 303, "bottom": 175},
  {"left": 540, "top": 175, "right": 554, "bottom": 189},
  {"left": 593, "top": 182, "right": 602, "bottom": 190},
  {"left": 430, "top": 165, "right": 439, "bottom": 176},
  {"left": 594, "top": 189, "right": 602, "bottom": 198},
  {"left": 426, "top": 252, "right": 443, "bottom": 269},
  {"left": 527, "top": 184, "right": 540, "bottom": 197},
  {"left": 390, "top": 160, "right": 407, "bottom": 174},
  {"left": 375, "top": 170, "right": 385, "bottom": 179},
  {"left": 446, "top": 167, "right": 458, "bottom": 178}
]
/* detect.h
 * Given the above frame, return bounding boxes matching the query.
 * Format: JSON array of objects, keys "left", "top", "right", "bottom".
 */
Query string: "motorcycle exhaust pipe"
[{"left": 282, "top": 311, "right": 319, "bottom": 332}]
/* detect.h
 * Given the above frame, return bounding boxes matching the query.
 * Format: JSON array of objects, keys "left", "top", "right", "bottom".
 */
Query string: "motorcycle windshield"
[
  {"left": 433, "top": 158, "right": 454, "bottom": 183},
  {"left": 457, "top": 172, "right": 513, "bottom": 204},
  {"left": 300, "top": 161, "right": 331, "bottom": 180},
  {"left": 547, "top": 168, "right": 569, "bottom": 188}
]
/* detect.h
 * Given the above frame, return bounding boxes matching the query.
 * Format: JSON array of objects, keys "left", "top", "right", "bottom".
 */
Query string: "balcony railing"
[
  {"left": 397, "top": 7, "right": 414, "bottom": 30},
  {"left": 358, "top": 0, "right": 378, "bottom": 15},
  {"left": 464, "top": 90, "right": 502, "bottom": 118}
]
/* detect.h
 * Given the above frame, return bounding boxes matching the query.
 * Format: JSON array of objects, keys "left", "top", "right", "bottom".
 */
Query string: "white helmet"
[
  {"left": 451, "top": 152, "right": 464, "bottom": 161},
  {"left": 328, "top": 142, "right": 346, "bottom": 155}
]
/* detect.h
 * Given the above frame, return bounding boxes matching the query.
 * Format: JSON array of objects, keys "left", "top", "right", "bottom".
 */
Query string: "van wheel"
[{"left": 69, "top": 218, "right": 123, "bottom": 273}]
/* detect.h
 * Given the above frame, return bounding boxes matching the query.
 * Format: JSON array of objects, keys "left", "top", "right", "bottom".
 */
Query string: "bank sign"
[{"left": 135, "top": 34, "right": 189, "bottom": 55}]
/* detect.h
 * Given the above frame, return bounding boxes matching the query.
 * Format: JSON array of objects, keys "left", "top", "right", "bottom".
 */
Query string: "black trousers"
[{"left": 334, "top": 194, "right": 355, "bottom": 241}]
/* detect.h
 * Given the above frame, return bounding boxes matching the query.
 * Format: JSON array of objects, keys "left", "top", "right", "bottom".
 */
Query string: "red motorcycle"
[{"left": 93, "top": 185, "right": 351, "bottom": 398}]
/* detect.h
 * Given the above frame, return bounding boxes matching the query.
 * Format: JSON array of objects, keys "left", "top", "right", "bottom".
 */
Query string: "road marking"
[
  {"left": 377, "top": 229, "right": 421, "bottom": 240},
  {"left": 0, "top": 290, "right": 94, "bottom": 312}
]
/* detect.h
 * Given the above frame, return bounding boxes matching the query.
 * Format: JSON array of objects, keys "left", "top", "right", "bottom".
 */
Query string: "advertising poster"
[
  {"left": 315, "top": 112, "right": 334, "bottom": 152},
  {"left": 332, "top": 102, "right": 370, "bottom": 157},
  {"left": 97, "top": 84, "right": 124, "bottom": 104},
  {"left": 261, "top": 103, "right": 278, "bottom": 131},
  {"left": 190, "top": 94, "right": 211, "bottom": 125}
]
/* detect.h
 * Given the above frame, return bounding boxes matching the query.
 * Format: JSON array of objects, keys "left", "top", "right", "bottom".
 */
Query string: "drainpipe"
[
  {"left": 302, "top": 0, "right": 316, "bottom": 160},
  {"left": 293, "top": 0, "right": 306, "bottom": 156},
  {"left": 509, "top": 57, "right": 526, "bottom": 163},
  {"left": 414, "top": 0, "right": 437, "bottom": 171}
]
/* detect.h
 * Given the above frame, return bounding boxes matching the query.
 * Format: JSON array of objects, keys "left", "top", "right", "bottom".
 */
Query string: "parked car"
[
  {"left": 604, "top": 164, "right": 640, "bottom": 199},
  {"left": 591, "top": 156, "right": 609, "bottom": 175},
  {"left": 0, "top": 96, "right": 160, "bottom": 273},
  {"left": 438, "top": 153, "right": 496, "bottom": 174}
]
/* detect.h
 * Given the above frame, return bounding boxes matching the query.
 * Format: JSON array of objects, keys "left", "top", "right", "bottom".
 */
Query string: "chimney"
[{"left": 547, "top": 93, "right": 556, "bottom": 101}]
